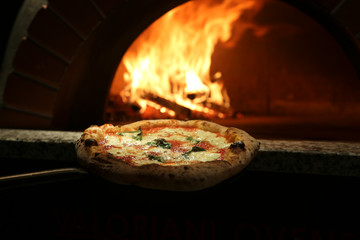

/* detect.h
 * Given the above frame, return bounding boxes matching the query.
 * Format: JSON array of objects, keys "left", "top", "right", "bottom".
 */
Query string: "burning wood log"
[
  {"left": 143, "top": 93, "right": 192, "bottom": 118},
  {"left": 142, "top": 93, "right": 233, "bottom": 119}
]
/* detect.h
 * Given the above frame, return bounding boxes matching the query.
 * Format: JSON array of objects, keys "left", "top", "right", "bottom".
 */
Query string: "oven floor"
[{"left": 1, "top": 170, "right": 359, "bottom": 239}]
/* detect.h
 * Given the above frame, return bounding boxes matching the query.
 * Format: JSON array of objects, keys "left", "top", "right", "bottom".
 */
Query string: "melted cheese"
[{"left": 101, "top": 127, "right": 230, "bottom": 166}]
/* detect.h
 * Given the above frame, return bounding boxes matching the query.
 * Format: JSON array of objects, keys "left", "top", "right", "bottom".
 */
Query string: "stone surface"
[
  {"left": 0, "top": 129, "right": 360, "bottom": 176},
  {"left": 255, "top": 139, "right": 360, "bottom": 176},
  {"left": 0, "top": 129, "right": 81, "bottom": 161}
]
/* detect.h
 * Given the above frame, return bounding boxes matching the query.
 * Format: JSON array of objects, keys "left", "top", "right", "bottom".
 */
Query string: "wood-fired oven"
[
  {"left": 1, "top": 0, "right": 360, "bottom": 239},
  {"left": 1, "top": 0, "right": 360, "bottom": 141}
]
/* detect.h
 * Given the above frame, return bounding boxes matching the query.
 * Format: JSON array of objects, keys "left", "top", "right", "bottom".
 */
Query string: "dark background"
[{"left": 0, "top": 0, "right": 24, "bottom": 64}]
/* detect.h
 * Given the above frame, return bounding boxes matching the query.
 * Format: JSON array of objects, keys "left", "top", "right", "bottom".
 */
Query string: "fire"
[{"left": 111, "top": 0, "right": 262, "bottom": 119}]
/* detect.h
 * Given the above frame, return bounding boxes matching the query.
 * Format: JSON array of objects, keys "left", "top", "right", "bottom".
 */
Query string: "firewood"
[{"left": 143, "top": 93, "right": 191, "bottom": 118}]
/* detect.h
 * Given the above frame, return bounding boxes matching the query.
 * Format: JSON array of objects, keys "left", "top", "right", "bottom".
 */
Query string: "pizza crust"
[{"left": 76, "top": 119, "right": 260, "bottom": 191}]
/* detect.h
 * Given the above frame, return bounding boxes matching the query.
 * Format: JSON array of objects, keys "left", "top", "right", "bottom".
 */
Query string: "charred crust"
[
  {"left": 230, "top": 141, "right": 246, "bottom": 152},
  {"left": 85, "top": 138, "right": 98, "bottom": 147}
]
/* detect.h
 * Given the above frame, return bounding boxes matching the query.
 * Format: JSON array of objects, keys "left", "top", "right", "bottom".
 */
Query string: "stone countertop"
[
  {"left": 1, "top": 129, "right": 360, "bottom": 177},
  {"left": 0, "top": 129, "right": 81, "bottom": 162}
]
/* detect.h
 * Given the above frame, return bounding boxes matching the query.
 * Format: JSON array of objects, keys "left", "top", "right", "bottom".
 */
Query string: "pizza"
[{"left": 76, "top": 119, "right": 260, "bottom": 191}]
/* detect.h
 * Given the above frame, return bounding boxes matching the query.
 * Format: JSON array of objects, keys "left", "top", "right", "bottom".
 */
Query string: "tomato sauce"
[
  {"left": 142, "top": 127, "right": 166, "bottom": 134},
  {"left": 132, "top": 144, "right": 147, "bottom": 150},
  {"left": 102, "top": 145, "right": 114, "bottom": 151},
  {"left": 120, "top": 155, "right": 135, "bottom": 163},
  {"left": 168, "top": 140, "right": 188, "bottom": 154},
  {"left": 148, "top": 151, "right": 161, "bottom": 156},
  {"left": 99, "top": 139, "right": 107, "bottom": 145},
  {"left": 195, "top": 141, "right": 213, "bottom": 150},
  {"left": 142, "top": 127, "right": 198, "bottom": 135},
  {"left": 216, "top": 148, "right": 226, "bottom": 160}
]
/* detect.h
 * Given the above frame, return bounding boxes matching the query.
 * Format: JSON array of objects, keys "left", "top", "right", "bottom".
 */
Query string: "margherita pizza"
[{"left": 76, "top": 119, "right": 260, "bottom": 191}]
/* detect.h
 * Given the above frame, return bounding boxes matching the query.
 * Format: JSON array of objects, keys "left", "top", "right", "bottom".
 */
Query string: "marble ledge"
[{"left": 0, "top": 128, "right": 360, "bottom": 177}]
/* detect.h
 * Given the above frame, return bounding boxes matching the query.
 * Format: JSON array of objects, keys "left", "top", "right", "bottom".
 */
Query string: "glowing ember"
[{"left": 110, "top": 0, "right": 262, "bottom": 119}]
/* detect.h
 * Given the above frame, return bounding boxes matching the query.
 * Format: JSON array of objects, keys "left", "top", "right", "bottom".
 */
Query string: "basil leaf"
[
  {"left": 146, "top": 138, "right": 172, "bottom": 149},
  {"left": 147, "top": 154, "right": 165, "bottom": 163},
  {"left": 190, "top": 146, "right": 206, "bottom": 152},
  {"left": 186, "top": 136, "right": 201, "bottom": 144},
  {"left": 117, "top": 127, "right": 142, "bottom": 141},
  {"left": 182, "top": 146, "right": 206, "bottom": 159}
]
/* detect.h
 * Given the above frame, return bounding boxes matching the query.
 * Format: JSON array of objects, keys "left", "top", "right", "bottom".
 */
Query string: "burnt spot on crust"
[
  {"left": 230, "top": 141, "right": 246, "bottom": 153},
  {"left": 168, "top": 173, "right": 175, "bottom": 179},
  {"left": 85, "top": 138, "right": 98, "bottom": 147}
]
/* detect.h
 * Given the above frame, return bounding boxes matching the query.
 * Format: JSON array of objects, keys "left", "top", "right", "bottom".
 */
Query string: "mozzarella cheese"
[{"left": 101, "top": 127, "right": 230, "bottom": 166}]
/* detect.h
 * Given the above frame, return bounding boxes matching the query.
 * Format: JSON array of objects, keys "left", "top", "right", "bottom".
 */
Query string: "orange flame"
[{"left": 112, "top": 0, "right": 262, "bottom": 118}]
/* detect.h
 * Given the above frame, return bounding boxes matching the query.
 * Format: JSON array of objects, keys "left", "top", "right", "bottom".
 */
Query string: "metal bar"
[{"left": 0, "top": 168, "right": 89, "bottom": 190}]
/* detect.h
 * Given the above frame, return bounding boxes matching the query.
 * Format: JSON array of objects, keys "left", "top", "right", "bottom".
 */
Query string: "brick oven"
[
  {"left": 1, "top": 0, "right": 360, "bottom": 239},
  {"left": 1, "top": 0, "right": 360, "bottom": 140}
]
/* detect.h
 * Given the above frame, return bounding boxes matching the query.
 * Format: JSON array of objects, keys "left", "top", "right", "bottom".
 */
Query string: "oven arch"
[{"left": 0, "top": 0, "right": 359, "bottom": 131}]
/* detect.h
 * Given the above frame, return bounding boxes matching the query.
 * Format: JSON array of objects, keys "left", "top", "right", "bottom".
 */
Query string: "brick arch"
[
  {"left": 0, "top": 0, "right": 184, "bottom": 129},
  {"left": 0, "top": 0, "right": 359, "bottom": 130}
]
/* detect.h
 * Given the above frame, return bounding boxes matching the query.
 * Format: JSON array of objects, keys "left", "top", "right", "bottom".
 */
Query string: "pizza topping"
[
  {"left": 182, "top": 146, "right": 206, "bottom": 159},
  {"left": 117, "top": 127, "right": 143, "bottom": 140},
  {"left": 216, "top": 148, "right": 226, "bottom": 160},
  {"left": 142, "top": 126, "right": 166, "bottom": 134},
  {"left": 195, "top": 140, "right": 213, "bottom": 150},
  {"left": 146, "top": 138, "right": 172, "bottom": 149},
  {"left": 103, "top": 145, "right": 113, "bottom": 151},
  {"left": 120, "top": 155, "right": 136, "bottom": 163},
  {"left": 147, "top": 154, "right": 165, "bottom": 163},
  {"left": 98, "top": 125, "right": 232, "bottom": 165},
  {"left": 167, "top": 140, "right": 188, "bottom": 154},
  {"left": 186, "top": 136, "right": 201, "bottom": 144}
]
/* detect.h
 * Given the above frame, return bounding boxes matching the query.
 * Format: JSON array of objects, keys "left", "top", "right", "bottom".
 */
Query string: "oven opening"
[
  {"left": 1, "top": 0, "right": 359, "bottom": 141},
  {"left": 106, "top": 0, "right": 251, "bottom": 120},
  {"left": 103, "top": 0, "right": 360, "bottom": 140}
]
